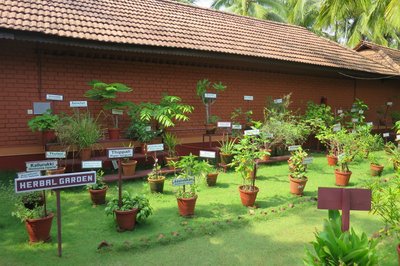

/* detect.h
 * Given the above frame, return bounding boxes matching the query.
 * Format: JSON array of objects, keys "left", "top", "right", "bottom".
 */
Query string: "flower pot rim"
[
  {"left": 289, "top": 175, "right": 308, "bottom": 182},
  {"left": 238, "top": 185, "right": 259, "bottom": 193},
  {"left": 177, "top": 195, "right": 198, "bottom": 201},
  {"left": 334, "top": 169, "right": 352, "bottom": 174},
  {"left": 89, "top": 186, "right": 108, "bottom": 192},
  {"left": 370, "top": 163, "right": 384, "bottom": 167},
  {"left": 114, "top": 208, "right": 138, "bottom": 214},
  {"left": 148, "top": 176, "right": 166, "bottom": 182},
  {"left": 121, "top": 160, "right": 138, "bottom": 166},
  {"left": 26, "top": 212, "right": 54, "bottom": 223}
]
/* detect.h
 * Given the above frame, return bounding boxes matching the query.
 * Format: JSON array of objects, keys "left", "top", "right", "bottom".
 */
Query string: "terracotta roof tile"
[{"left": 0, "top": 0, "right": 399, "bottom": 75}]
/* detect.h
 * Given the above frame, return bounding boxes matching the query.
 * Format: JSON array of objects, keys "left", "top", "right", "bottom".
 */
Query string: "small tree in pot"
[
  {"left": 163, "top": 132, "right": 180, "bottom": 170},
  {"left": 86, "top": 170, "right": 108, "bottom": 205},
  {"left": 316, "top": 125, "right": 339, "bottom": 166},
  {"left": 288, "top": 147, "right": 309, "bottom": 195},
  {"left": 147, "top": 155, "right": 165, "bottom": 193},
  {"left": 27, "top": 109, "right": 60, "bottom": 144}
]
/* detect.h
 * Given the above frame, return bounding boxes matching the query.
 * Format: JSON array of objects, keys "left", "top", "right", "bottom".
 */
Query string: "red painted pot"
[
  {"left": 335, "top": 169, "right": 352, "bottom": 186},
  {"left": 289, "top": 175, "right": 308, "bottom": 195},
  {"left": 25, "top": 213, "right": 54, "bottom": 243},
  {"left": 114, "top": 208, "right": 138, "bottom": 231},
  {"left": 327, "top": 155, "right": 338, "bottom": 166},
  {"left": 238, "top": 185, "right": 259, "bottom": 207},
  {"left": 370, "top": 164, "right": 384, "bottom": 176},
  {"left": 108, "top": 128, "right": 121, "bottom": 140},
  {"left": 89, "top": 186, "right": 108, "bottom": 205},
  {"left": 121, "top": 160, "right": 137, "bottom": 176},
  {"left": 206, "top": 173, "right": 218, "bottom": 186},
  {"left": 177, "top": 196, "right": 197, "bottom": 217},
  {"left": 148, "top": 176, "right": 165, "bottom": 193},
  {"left": 80, "top": 148, "right": 91, "bottom": 161}
]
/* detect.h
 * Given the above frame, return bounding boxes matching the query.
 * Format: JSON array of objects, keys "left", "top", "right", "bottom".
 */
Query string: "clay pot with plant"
[
  {"left": 218, "top": 136, "right": 236, "bottom": 165},
  {"left": 105, "top": 190, "right": 153, "bottom": 231},
  {"left": 27, "top": 109, "right": 60, "bottom": 144},
  {"left": 288, "top": 147, "right": 309, "bottom": 195},
  {"left": 84, "top": 80, "right": 134, "bottom": 140},
  {"left": 163, "top": 132, "right": 180, "bottom": 170},
  {"left": 384, "top": 142, "right": 400, "bottom": 171},
  {"left": 315, "top": 125, "right": 338, "bottom": 166},
  {"left": 195, "top": 79, "right": 226, "bottom": 134},
  {"left": 368, "top": 154, "right": 384, "bottom": 177},
  {"left": 231, "top": 135, "right": 263, "bottom": 207},
  {"left": 206, "top": 164, "right": 219, "bottom": 187},
  {"left": 147, "top": 154, "right": 165, "bottom": 193},
  {"left": 87, "top": 170, "right": 108, "bottom": 205},
  {"left": 126, "top": 119, "right": 161, "bottom": 154},
  {"left": 121, "top": 150, "right": 137, "bottom": 177},
  {"left": 257, "top": 128, "right": 274, "bottom": 161}
]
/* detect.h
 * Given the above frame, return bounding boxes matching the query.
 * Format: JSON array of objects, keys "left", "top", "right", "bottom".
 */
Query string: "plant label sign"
[
  {"left": 145, "top": 126, "right": 152, "bottom": 132},
  {"left": 199, "top": 150, "right": 216, "bottom": 158},
  {"left": 244, "top": 95, "right": 254, "bottom": 101},
  {"left": 333, "top": 124, "right": 341, "bottom": 132},
  {"left": 26, "top": 160, "right": 58, "bottom": 171},
  {"left": 112, "top": 109, "right": 124, "bottom": 115},
  {"left": 387, "top": 102, "right": 393, "bottom": 106},
  {"left": 217, "top": 122, "right": 231, "bottom": 128},
  {"left": 351, "top": 108, "right": 357, "bottom": 113},
  {"left": 172, "top": 177, "right": 195, "bottom": 186},
  {"left": 274, "top": 98, "right": 283, "bottom": 104},
  {"left": 46, "top": 94, "right": 63, "bottom": 101},
  {"left": 232, "top": 124, "right": 242, "bottom": 130},
  {"left": 15, "top": 171, "right": 96, "bottom": 193},
  {"left": 396, "top": 135, "right": 400, "bottom": 141},
  {"left": 366, "top": 122, "right": 373, "bottom": 126},
  {"left": 45, "top": 151, "right": 66, "bottom": 159},
  {"left": 337, "top": 109, "right": 343, "bottom": 114},
  {"left": 358, "top": 110, "right": 364, "bottom": 114},
  {"left": 17, "top": 171, "right": 41, "bottom": 179},
  {"left": 147, "top": 144, "right": 164, "bottom": 152},
  {"left": 81, "top": 160, "right": 102, "bottom": 169},
  {"left": 288, "top": 145, "right": 301, "bottom": 151},
  {"left": 338, "top": 153, "right": 346, "bottom": 161},
  {"left": 244, "top": 129, "right": 259, "bottom": 136},
  {"left": 204, "top": 93, "right": 217, "bottom": 99},
  {"left": 351, "top": 118, "right": 358, "bottom": 123},
  {"left": 302, "top": 157, "right": 313, "bottom": 165},
  {"left": 69, "top": 101, "right": 88, "bottom": 108},
  {"left": 107, "top": 148, "right": 134, "bottom": 159},
  {"left": 383, "top": 132, "right": 390, "bottom": 138}
]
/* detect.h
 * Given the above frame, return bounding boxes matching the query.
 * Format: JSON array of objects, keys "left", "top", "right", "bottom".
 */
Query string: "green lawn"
[{"left": 0, "top": 152, "right": 397, "bottom": 265}]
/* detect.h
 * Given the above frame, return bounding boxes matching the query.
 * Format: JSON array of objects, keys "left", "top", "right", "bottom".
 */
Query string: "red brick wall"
[{"left": 0, "top": 39, "right": 399, "bottom": 151}]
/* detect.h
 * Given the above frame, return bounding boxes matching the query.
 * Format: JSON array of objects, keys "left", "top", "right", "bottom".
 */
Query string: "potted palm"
[
  {"left": 27, "top": 109, "right": 59, "bottom": 144},
  {"left": 12, "top": 197, "right": 53, "bottom": 243},
  {"left": 84, "top": 80, "right": 133, "bottom": 140},
  {"left": 288, "top": 147, "right": 309, "bottom": 195},
  {"left": 147, "top": 155, "right": 165, "bottom": 193},
  {"left": 105, "top": 190, "right": 152, "bottom": 231},
  {"left": 195, "top": 79, "right": 226, "bottom": 134},
  {"left": 87, "top": 170, "right": 108, "bottom": 205},
  {"left": 231, "top": 135, "right": 262, "bottom": 207},
  {"left": 218, "top": 136, "right": 236, "bottom": 165},
  {"left": 163, "top": 132, "right": 179, "bottom": 170}
]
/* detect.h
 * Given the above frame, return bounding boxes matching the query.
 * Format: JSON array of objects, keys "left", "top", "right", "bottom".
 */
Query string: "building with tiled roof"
[
  {"left": 355, "top": 41, "right": 400, "bottom": 72},
  {"left": 0, "top": 0, "right": 399, "bottom": 169}
]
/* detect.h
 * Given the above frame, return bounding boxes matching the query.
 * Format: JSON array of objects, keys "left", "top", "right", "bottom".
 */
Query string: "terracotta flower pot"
[
  {"left": 114, "top": 208, "right": 139, "bottom": 231},
  {"left": 206, "top": 172, "right": 218, "bottom": 186},
  {"left": 259, "top": 149, "right": 271, "bottom": 161},
  {"left": 165, "top": 156, "right": 179, "bottom": 170},
  {"left": 108, "top": 128, "right": 121, "bottom": 140},
  {"left": 80, "top": 148, "right": 92, "bottom": 160},
  {"left": 177, "top": 196, "right": 197, "bottom": 217},
  {"left": 42, "top": 130, "right": 57, "bottom": 144},
  {"left": 121, "top": 160, "right": 137, "bottom": 176},
  {"left": 327, "top": 155, "right": 338, "bottom": 166},
  {"left": 25, "top": 213, "right": 54, "bottom": 243},
  {"left": 238, "top": 185, "right": 259, "bottom": 207},
  {"left": 89, "top": 186, "right": 108, "bottom": 205},
  {"left": 289, "top": 175, "right": 308, "bottom": 195},
  {"left": 46, "top": 167, "right": 66, "bottom": 175},
  {"left": 370, "top": 163, "right": 384, "bottom": 176},
  {"left": 220, "top": 153, "right": 233, "bottom": 165},
  {"left": 148, "top": 176, "right": 165, "bottom": 193},
  {"left": 335, "top": 169, "right": 352, "bottom": 186},
  {"left": 205, "top": 124, "right": 217, "bottom": 134}
]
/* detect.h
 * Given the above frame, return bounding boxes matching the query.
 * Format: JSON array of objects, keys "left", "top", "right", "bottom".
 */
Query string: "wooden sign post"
[{"left": 317, "top": 187, "right": 371, "bottom": 232}]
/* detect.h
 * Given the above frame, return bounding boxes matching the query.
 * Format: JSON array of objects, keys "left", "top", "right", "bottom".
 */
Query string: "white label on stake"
[
  {"left": 26, "top": 160, "right": 58, "bottom": 171},
  {"left": 244, "top": 95, "right": 254, "bottom": 101},
  {"left": 302, "top": 157, "right": 313, "bottom": 165},
  {"left": 107, "top": 148, "right": 134, "bottom": 159},
  {"left": 199, "top": 150, "right": 216, "bottom": 158},
  {"left": 232, "top": 124, "right": 242, "bottom": 130},
  {"left": 204, "top": 93, "right": 217, "bottom": 99},
  {"left": 338, "top": 153, "right": 345, "bottom": 161},
  {"left": 244, "top": 129, "right": 259, "bottom": 136},
  {"left": 396, "top": 135, "right": 400, "bottom": 141},
  {"left": 359, "top": 110, "right": 364, "bottom": 114},
  {"left": 333, "top": 124, "right": 341, "bottom": 132},
  {"left": 46, "top": 94, "right": 63, "bottom": 101},
  {"left": 145, "top": 126, "right": 152, "bottom": 132},
  {"left": 337, "top": 109, "right": 343, "bottom": 114},
  {"left": 147, "top": 144, "right": 164, "bottom": 152},
  {"left": 218, "top": 122, "right": 231, "bottom": 128},
  {"left": 387, "top": 102, "right": 393, "bottom": 106},
  {"left": 69, "top": 101, "right": 88, "bottom": 107},
  {"left": 383, "top": 132, "right": 390, "bottom": 138},
  {"left": 172, "top": 177, "right": 195, "bottom": 186},
  {"left": 274, "top": 98, "right": 283, "bottom": 104},
  {"left": 288, "top": 145, "right": 301, "bottom": 151},
  {"left": 45, "top": 151, "right": 66, "bottom": 159},
  {"left": 112, "top": 160, "right": 118, "bottom": 169},
  {"left": 366, "top": 122, "right": 373, "bottom": 126},
  {"left": 17, "top": 171, "right": 41, "bottom": 179},
  {"left": 112, "top": 109, "right": 124, "bottom": 115},
  {"left": 351, "top": 108, "right": 357, "bottom": 113},
  {"left": 82, "top": 161, "right": 102, "bottom": 169},
  {"left": 352, "top": 118, "right": 358, "bottom": 123}
]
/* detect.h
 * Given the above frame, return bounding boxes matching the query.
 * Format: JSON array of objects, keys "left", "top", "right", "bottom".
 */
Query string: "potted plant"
[
  {"left": 27, "top": 109, "right": 59, "bottom": 144},
  {"left": 163, "top": 132, "right": 180, "bottom": 170},
  {"left": 231, "top": 135, "right": 262, "bottom": 207},
  {"left": 121, "top": 143, "right": 137, "bottom": 176},
  {"left": 174, "top": 154, "right": 210, "bottom": 216},
  {"left": 105, "top": 190, "right": 152, "bottom": 231},
  {"left": 21, "top": 192, "right": 44, "bottom": 210},
  {"left": 87, "top": 170, "right": 108, "bottom": 205},
  {"left": 288, "top": 147, "right": 309, "bottom": 195},
  {"left": 244, "top": 110, "right": 254, "bottom": 129},
  {"left": 315, "top": 125, "right": 338, "bottom": 166},
  {"left": 205, "top": 163, "right": 219, "bottom": 187},
  {"left": 126, "top": 120, "right": 160, "bottom": 154},
  {"left": 368, "top": 154, "right": 384, "bottom": 176},
  {"left": 12, "top": 198, "right": 53, "bottom": 243},
  {"left": 257, "top": 127, "right": 273, "bottom": 161},
  {"left": 218, "top": 136, "right": 236, "bottom": 165},
  {"left": 84, "top": 80, "right": 133, "bottom": 140},
  {"left": 147, "top": 155, "right": 165, "bottom": 193},
  {"left": 385, "top": 142, "right": 400, "bottom": 171},
  {"left": 195, "top": 79, "right": 226, "bottom": 134}
]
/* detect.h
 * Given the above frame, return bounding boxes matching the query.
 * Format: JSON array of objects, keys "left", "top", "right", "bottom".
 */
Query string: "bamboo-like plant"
[{"left": 195, "top": 79, "right": 226, "bottom": 124}]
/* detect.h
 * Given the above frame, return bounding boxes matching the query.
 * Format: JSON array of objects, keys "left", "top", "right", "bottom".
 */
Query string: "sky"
[{"left": 195, "top": 0, "right": 213, "bottom": 8}]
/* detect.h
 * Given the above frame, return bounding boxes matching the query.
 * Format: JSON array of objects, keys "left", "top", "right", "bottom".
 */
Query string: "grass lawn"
[{"left": 0, "top": 151, "right": 398, "bottom": 265}]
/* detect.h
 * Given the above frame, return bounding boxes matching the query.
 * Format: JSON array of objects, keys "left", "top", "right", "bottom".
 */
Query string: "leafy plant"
[
  {"left": 391, "top": 111, "right": 400, "bottom": 124},
  {"left": 305, "top": 210, "right": 378, "bottom": 265},
  {"left": 288, "top": 147, "right": 308, "bottom": 180},
  {"left": 345, "top": 98, "right": 369, "bottom": 129},
  {"left": 208, "top": 115, "right": 220, "bottom": 124},
  {"left": 218, "top": 136, "right": 236, "bottom": 154},
  {"left": 126, "top": 120, "right": 161, "bottom": 143},
  {"left": 394, "top": 120, "right": 400, "bottom": 134},
  {"left": 303, "top": 101, "right": 335, "bottom": 134},
  {"left": 12, "top": 202, "right": 48, "bottom": 222},
  {"left": 332, "top": 129, "right": 362, "bottom": 172},
  {"left": 315, "top": 125, "right": 337, "bottom": 156},
  {"left": 86, "top": 170, "right": 106, "bottom": 190},
  {"left": 195, "top": 79, "right": 226, "bottom": 124},
  {"left": 368, "top": 153, "right": 382, "bottom": 166},
  {"left": 27, "top": 109, "right": 59, "bottom": 132},
  {"left": 105, "top": 190, "right": 153, "bottom": 222},
  {"left": 163, "top": 132, "right": 179, "bottom": 158},
  {"left": 148, "top": 153, "right": 163, "bottom": 180}
]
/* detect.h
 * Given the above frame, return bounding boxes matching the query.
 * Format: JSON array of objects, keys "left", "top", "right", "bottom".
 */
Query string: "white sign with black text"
[
  {"left": 244, "top": 95, "right": 254, "bottom": 101},
  {"left": 69, "top": 101, "right": 88, "bottom": 108},
  {"left": 46, "top": 94, "right": 63, "bottom": 101},
  {"left": 218, "top": 122, "right": 231, "bottom": 128},
  {"left": 244, "top": 129, "right": 259, "bottom": 136},
  {"left": 81, "top": 161, "right": 103, "bottom": 169},
  {"left": 232, "top": 124, "right": 242, "bottom": 130},
  {"left": 288, "top": 145, "right": 301, "bottom": 151},
  {"left": 45, "top": 151, "right": 66, "bottom": 159},
  {"left": 204, "top": 93, "right": 217, "bottom": 99},
  {"left": 17, "top": 171, "right": 41, "bottom": 179},
  {"left": 146, "top": 144, "right": 164, "bottom": 152},
  {"left": 107, "top": 148, "right": 134, "bottom": 159},
  {"left": 199, "top": 150, "right": 216, "bottom": 159},
  {"left": 26, "top": 160, "right": 58, "bottom": 171}
]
